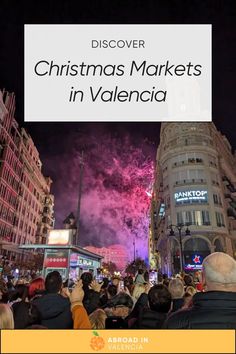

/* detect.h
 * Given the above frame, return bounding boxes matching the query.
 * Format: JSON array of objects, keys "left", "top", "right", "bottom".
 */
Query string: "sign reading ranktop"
[{"left": 174, "top": 190, "right": 208, "bottom": 203}]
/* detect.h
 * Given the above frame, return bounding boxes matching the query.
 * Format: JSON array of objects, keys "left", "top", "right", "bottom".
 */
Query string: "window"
[
  {"left": 216, "top": 212, "right": 225, "bottom": 227},
  {"left": 176, "top": 210, "right": 211, "bottom": 226},
  {"left": 185, "top": 211, "right": 193, "bottom": 225},
  {"left": 202, "top": 211, "right": 210, "bottom": 225},
  {"left": 174, "top": 169, "right": 206, "bottom": 185},
  {"left": 213, "top": 193, "right": 222, "bottom": 205}
]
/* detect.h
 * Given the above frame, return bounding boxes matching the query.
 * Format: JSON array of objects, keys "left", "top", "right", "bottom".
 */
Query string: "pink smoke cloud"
[{"left": 43, "top": 127, "right": 155, "bottom": 261}]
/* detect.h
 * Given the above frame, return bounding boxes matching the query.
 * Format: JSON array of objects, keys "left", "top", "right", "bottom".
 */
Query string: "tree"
[
  {"left": 125, "top": 257, "right": 147, "bottom": 275},
  {"left": 102, "top": 261, "right": 117, "bottom": 275}
]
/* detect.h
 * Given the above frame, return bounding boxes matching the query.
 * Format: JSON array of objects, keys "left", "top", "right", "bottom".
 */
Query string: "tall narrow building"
[
  {"left": 150, "top": 122, "right": 236, "bottom": 275},
  {"left": 0, "top": 90, "right": 54, "bottom": 261}
]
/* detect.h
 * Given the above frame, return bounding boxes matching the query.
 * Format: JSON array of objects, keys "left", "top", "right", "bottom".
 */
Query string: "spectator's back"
[{"left": 33, "top": 271, "right": 73, "bottom": 329}]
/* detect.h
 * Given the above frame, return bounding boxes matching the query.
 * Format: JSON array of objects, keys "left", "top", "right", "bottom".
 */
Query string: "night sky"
[{"left": 0, "top": 1, "right": 236, "bottom": 259}]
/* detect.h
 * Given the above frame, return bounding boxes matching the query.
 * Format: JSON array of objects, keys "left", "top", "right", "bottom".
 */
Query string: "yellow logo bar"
[{"left": 1, "top": 329, "right": 235, "bottom": 353}]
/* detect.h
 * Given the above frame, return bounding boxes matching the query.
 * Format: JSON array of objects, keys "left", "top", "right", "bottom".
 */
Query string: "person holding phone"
[{"left": 80, "top": 272, "right": 104, "bottom": 315}]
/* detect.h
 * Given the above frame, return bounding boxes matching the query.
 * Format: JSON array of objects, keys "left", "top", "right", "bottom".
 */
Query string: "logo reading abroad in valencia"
[{"left": 90, "top": 331, "right": 149, "bottom": 352}]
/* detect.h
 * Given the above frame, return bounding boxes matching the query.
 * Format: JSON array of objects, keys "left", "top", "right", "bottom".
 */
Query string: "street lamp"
[{"left": 169, "top": 224, "right": 191, "bottom": 273}]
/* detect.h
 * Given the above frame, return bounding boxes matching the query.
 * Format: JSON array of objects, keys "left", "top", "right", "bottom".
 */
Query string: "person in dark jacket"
[
  {"left": 165, "top": 252, "right": 236, "bottom": 329},
  {"left": 137, "top": 284, "right": 172, "bottom": 329},
  {"left": 33, "top": 271, "right": 73, "bottom": 329},
  {"left": 10, "top": 284, "right": 41, "bottom": 329},
  {"left": 126, "top": 286, "right": 150, "bottom": 328},
  {"left": 13, "top": 301, "right": 41, "bottom": 329}
]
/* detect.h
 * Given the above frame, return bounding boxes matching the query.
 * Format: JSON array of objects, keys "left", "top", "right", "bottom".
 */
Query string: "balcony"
[
  {"left": 225, "top": 193, "right": 232, "bottom": 201},
  {"left": 216, "top": 223, "right": 226, "bottom": 227},
  {"left": 231, "top": 190, "right": 236, "bottom": 198},
  {"left": 209, "top": 161, "right": 217, "bottom": 168},
  {"left": 172, "top": 158, "right": 204, "bottom": 169},
  {"left": 227, "top": 207, "right": 236, "bottom": 220},
  {"left": 174, "top": 178, "right": 206, "bottom": 187},
  {"left": 222, "top": 176, "right": 236, "bottom": 193}
]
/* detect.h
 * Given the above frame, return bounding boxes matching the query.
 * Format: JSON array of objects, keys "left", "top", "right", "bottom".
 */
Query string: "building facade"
[
  {"left": 85, "top": 244, "right": 130, "bottom": 271},
  {"left": 150, "top": 122, "right": 236, "bottom": 275},
  {"left": 0, "top": 90, "right": 54, "bottom": 261}
]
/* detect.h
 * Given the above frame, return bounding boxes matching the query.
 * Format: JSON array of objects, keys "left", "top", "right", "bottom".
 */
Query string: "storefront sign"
[
  {"left": 70, "top": 253, "right": 93, "bottom": 267},
  {"left": 174, "top": 190, "right": 208, "bottom": 203},
  {"left": 79, "top": 258, "right": 93, "bottom": 266},
  {"left": 44, "top": 249, "right": 69, "bottom": 268}
]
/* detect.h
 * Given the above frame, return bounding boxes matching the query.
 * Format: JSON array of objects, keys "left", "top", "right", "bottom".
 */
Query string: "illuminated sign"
[
  {"left": 184, "top": 254, "right": 203, "bottom": 270},
  {"left": 174, "top": 190, "right": 208, "bottom": 203},
  {"left": 79, "top": 259, "right": 93, "bottom": 266},
  {"left": 70, "top": 253, "right": 93, "bottom": 267},
  {"left": 185, "top": 263, "right": 203, "bottom": 270},
  {"left": 47, "top": 229, "right": 70, "bottom": 245},
  {"left": 44, "top": 249, "right": 69, "bottom": 268}
]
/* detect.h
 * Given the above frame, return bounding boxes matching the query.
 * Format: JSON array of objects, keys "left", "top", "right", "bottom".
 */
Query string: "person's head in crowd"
[
  {"left": 112, "top": 276, "right": 120, "bottom": 287},
  {"left": 128, "top": 276, "right": 134, "bottom": 285},
  {"left": 101, "top": 277, "right": 109, "bottom": 289},
  {"left": 158, "top": 273, "right": 163, "bottom": 283},
  {"left": 81, "top": 272, "right": 93, "bottom": 292},
  {"left": 144, "top": 270, "right": 149, "bottom": 282},
  {"left": 109, "top": 293, "right": 133, "bottom": 318},
  {"left": 0, "top": 281, "right": 8, "bottom": 303},
  {"left": 135, "top": 269, "right": 146, "bottom": 285},
  {"left": 202, "top": 252, "right": 236, "bottom": 292},
  {"left": 9, "top": 284, "right": 28, "bottom": 303},
  {"left": 132, "top": 283, "right": 146, "bottom": 301},
  {"left": 45, "top": 271, "right": 62, "bottom": 294},
  {"left": 148, "top": 284, "right": 172, "bottom": 313},
  {"left": 89, "top": 309, "right": 107, "bottom": 329},
  {"left": 193, "top": 271, "right": 201, "bottom": 283},
  {"left": 124, "top": 276, "right": 134, "bottom": 294},
  {"left": 107, "top": 284, "right": 118, "bottom": 299},
  {"left": 16, "top": 277, "right": 26, "bottom": 285},
  {"left": 168, "top": 278, "right": 185, "bottom": 299},
  {"left": 163, "top": 279, "right": 170, "bottom": 287},
  {"left": 185, "top": 286, "right": 197, "bottom": 297},
  {"left": 6, "top": 279, "right": 14, "bottom": 291},
  {"left": 30, "top": 273, "right": 37, "bottom": 281},
  {"left": 0, "top": 304, "right": 14, "bottom": 329},
  {"left": 181, "top": 286, "right": 197, "bottom": 309},
  {"left": 175, "top": 274, "right": 182, "bottom": 279},
  {"left": 29, "top": 277, "right": 45, "bottom": 299},
  {"left": 183, "top": 274, "right": 194, "bottom": 287}
]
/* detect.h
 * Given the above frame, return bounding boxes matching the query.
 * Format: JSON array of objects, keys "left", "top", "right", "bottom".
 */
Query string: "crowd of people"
[{"left": 1, "top": 251, "right": 236, "bottom": 329}]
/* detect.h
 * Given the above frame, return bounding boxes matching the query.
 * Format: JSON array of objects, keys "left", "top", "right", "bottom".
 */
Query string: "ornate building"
[
  {"left": 0, "top": 90, "right": 54, "bottom": 261},
  {"left": 85, "top": 244, "right": 130, "bottom": 271},
  {"left": 149, "top": 122, "right": 236, "bottom": 275}
]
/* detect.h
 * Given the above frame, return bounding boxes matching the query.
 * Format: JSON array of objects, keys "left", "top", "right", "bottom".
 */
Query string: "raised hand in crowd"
[
  {"left": 70, "top": 280, "right": 84, "bottom": 307},
  {"left": 89, "top": 280, "right": 104, "bottom": 293}
]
